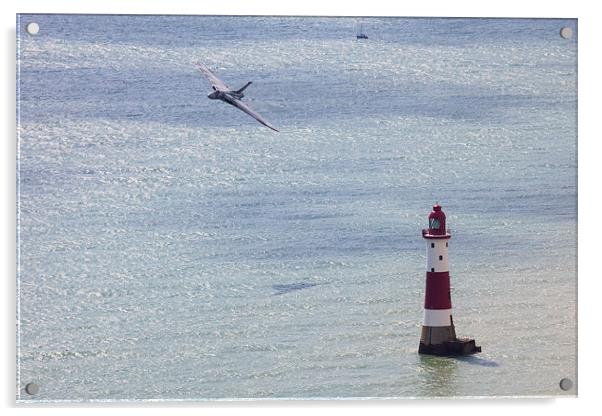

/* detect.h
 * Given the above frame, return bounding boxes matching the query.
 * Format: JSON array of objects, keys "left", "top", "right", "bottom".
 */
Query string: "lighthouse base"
[
  {"left": 419, "top": 324, "right": 481, "bottom": 356},
  {"left": 419, "top": 338, "right": 481, "bottom": 356}
]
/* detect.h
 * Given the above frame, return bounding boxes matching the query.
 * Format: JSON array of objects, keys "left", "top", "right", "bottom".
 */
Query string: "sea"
[{"left": 16, "top": 15, "right": 577, "bottom": 401}]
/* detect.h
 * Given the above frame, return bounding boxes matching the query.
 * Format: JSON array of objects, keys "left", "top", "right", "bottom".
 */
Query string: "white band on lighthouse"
[
  {"left": 423, "top": 308, "right": 452, "bottom": 327},
  {"left": 426, "top": 240, "right": 449, "bottom": 272}
]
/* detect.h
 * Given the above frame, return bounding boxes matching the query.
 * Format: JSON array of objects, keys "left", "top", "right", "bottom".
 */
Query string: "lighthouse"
[{"left": 419, "top": 203, "right": 481, "bottom": 356}]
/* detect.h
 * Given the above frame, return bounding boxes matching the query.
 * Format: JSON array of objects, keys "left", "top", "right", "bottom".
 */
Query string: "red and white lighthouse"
[{"left": 419, "top": 203, "right": 481, "bottom": 356}]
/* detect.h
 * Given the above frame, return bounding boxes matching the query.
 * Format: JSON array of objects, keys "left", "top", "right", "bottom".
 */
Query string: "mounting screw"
[
  {"left": 25, "top": 382, "right": 40, "bottom": 395},
  {"left": 26, "top": 22, "right": 40, "bottom": 35},
  {"left": 559, "top": 378, "right": 573, "bottom": 391},
  {"left": 559, "top": 27, "right": 572, "bottom": 39}
]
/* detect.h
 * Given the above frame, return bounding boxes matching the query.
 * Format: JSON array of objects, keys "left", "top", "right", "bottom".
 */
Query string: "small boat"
[{"left": 356, "top": 23, "right": 368, "bottom": 39}]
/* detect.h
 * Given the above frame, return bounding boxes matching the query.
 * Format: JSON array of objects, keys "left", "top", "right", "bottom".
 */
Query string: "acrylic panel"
[{"left": 16, "top": 14, "right": 577, "bottom": 401}]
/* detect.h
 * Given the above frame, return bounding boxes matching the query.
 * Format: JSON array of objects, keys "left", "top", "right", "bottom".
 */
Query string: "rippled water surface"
[{"left": 17, "top": 15, "right": 577, "bottom": 400}]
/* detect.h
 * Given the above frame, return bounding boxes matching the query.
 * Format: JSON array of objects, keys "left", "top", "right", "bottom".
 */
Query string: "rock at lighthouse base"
[{"left": 419, "top": 338, "right": 481, "bottom": 356}]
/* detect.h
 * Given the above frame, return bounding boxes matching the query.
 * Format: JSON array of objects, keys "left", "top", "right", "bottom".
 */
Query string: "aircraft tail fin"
[{"left": 235, "top": 81, "right": 252, "bottom": 94}]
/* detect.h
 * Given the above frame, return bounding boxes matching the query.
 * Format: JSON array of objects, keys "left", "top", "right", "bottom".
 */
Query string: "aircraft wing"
[
  {"left": 198, "top": 63, "right": 230, "bottom": 91},
  {"left": 230, "top": 99, "right": 279, "bottom": 132}
]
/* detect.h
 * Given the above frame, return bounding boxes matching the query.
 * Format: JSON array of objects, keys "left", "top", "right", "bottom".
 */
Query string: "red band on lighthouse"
[{"left": 424, "top": 271, "right": 452, "bottom": 310}]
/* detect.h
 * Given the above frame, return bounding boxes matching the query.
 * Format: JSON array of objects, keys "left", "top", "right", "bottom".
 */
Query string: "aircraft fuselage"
[{"left": 208, "top": 90, "right": 243, "bottom": 100}]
